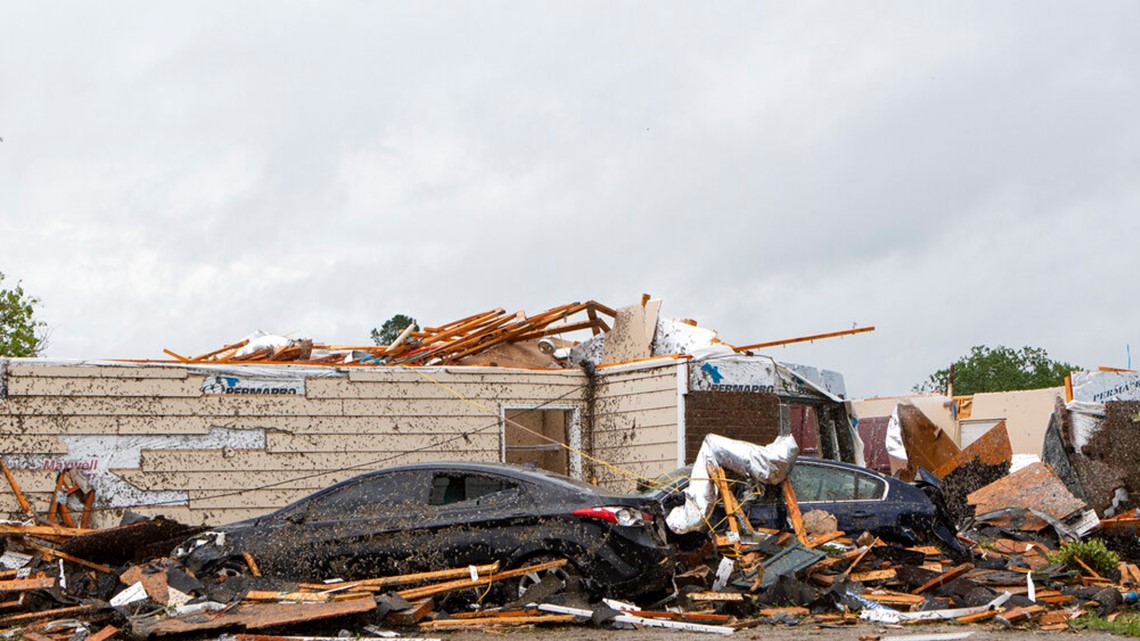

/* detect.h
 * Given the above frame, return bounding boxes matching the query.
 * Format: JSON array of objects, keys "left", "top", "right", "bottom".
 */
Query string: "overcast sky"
[{"left": 2, "top": 2, "right": 1138, "bottom": 397}]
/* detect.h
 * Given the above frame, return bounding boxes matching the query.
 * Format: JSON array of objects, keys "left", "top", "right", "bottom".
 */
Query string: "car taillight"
[{"left": 572, "top": 507, "right": 652, "bottom": 527}]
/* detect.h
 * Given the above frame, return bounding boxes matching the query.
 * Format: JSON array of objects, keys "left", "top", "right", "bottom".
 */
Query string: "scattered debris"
[{"left": 3, "top": 422, "right": 1140, "bottom": 639}]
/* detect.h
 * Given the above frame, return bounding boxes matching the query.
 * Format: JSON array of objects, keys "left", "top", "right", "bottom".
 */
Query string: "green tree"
[
  {"left": 370, "top": 314, "right": 419, "bottom": 346},
  {"left": 916, "top": 345, "right": 1079, "bottom": 395},
  {"left": 0, "top": 273, "right": 47, "bottom": 357}
]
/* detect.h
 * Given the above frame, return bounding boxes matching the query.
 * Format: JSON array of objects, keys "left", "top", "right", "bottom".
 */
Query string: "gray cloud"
[{"left": 2, "top": 1, "right": 1138, "bottom": 396}]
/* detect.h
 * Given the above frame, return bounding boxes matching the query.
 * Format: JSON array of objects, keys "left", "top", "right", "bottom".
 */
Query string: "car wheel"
[
  {"left": 514, "top": 555, "right": 582, "bottom": 600},
  {"left": 209, "top": 556, "right": 252, "bottom": 580}
]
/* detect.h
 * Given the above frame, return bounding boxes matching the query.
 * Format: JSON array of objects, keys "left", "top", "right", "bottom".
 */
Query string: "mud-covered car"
[
  {"left": 174, "top": 462, "right": 674, "bottom": 597},
  {"left": 642, "top": 458, "right": 966, "bottom": 556}
]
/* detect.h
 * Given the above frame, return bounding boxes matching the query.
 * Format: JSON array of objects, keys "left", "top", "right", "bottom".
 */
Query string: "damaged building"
[{"left": 0, "top": 298, "right": 861, "bottom": 528}]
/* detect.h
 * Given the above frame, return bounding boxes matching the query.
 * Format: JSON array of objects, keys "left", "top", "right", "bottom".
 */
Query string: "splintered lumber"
[
  {"left": 861, "top": 591, "right": 926, "bottom": 607},
  {"left": 136, "top": 596, "right": 378, "bottom": 637},
  {"left": 0, "top": 461, "right": 35, "bottom": 518},
  {"left": 707, "top": 463, "right": 752, "bottom": 538},
  {"left": 300, "top": 562, "right": 499, "bottom": 592},
  {"left": 806, "top": 530, "right": 845, "bottom": 548},
  {"left": 0, "top": 523, "right": 90, "bottom": 538},
  {"left": 244, "top": 590, "right": 373, "bottom": 603},
  {"left": 21, "top": 541, "right": 114, "bottom": 574},
  {"left": 0, "top": 603, "right": 105, "bottom": 627},
  {"left": 86, "top": 625, "right": 119, "bottom": 641},
  {"left": 912, "top": 563, "right": 975, "bottom": 595},
  {"left": 1073, "top": 555, "right": 1106, "bottom": 580},
  {"left": 232, "top": 636, "right": 439, "bottom": 641},
  {"left": 733, "top": 326, "right": 875, "bottom": 352},
  {"left": 631, "top": 611, "right": 733, "bottom": 623},
  {"left": 994, "top": 605, "right": 1046, "bottom": 625},
  {"left": 688, "top": 591, "right": 745, "bottom": 602},
  {"left": 0, "top": 577, "right": 57, "bottom": 593},
  {"left": 18, "top": 632, "right": 54, "bottom": 641},
  {"left": 757, "top": 606, "right": 810, "bottom": 617},
  {"left": 384, "top": 598, "right": 433, "bottom": 626},
  {"left": 781, "top": 478, "right": 809, "bottom": 546},
  {"left": 47, "top": 473, "right": 66, "bottom": 524},
  {"left": 243, "top": 552, "right": 262, "bottom": 577},
  {"left": 396, "top": 559, "right": 566, "bottom": 601},
  {"left": 537, "top": 604, "right": 734, "bottom": 635},
  {"left": 419, "top": 615, "right": 577, "bottom": 629},
  {"left": 906, "top": 546, "right": 942, "bottom": 556},
  {"left": 956, "top": 609, "right": 1000, "bottom": 623},
  {"left": 80, "top": 488, "right": 95, "bottom": 529},
  {"left": 847, "top": 569, "right": 897, "bottom": 583}
]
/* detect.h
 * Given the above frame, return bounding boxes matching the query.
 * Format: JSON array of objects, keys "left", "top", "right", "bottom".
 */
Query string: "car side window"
[
  {"left": 429, "top": 473, "right": 519, "bottom": 507},
  {"left": 853, "top": 473, "right": 887, "bottom": 500},
  {"left": 303, "top": 471, "right": 426, "bottom": 520},
  {"left": 790, "top": 465, "right": 857, "bottom": 501}
]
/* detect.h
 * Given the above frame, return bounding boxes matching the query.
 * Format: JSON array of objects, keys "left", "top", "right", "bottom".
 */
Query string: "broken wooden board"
[
  {"left": 967, "top": 462, "right": 1086, "bottom": 531},
  {"left": 0, "top": 577, "right": 56, "bottom": 593},
  {"left": 383, "top": 598, "right": 433, "bottom": 626},
  {"left": 419, "top": 614, "right": 577, "bottom": 629},
  {"left": 913, "top": 563, "right": 975, "bottom": 595},
  {"left": 135, "top": 596, "right": 377, "bottom": 637},
  {"left": 299, "top": 562, "right": 500, "bottom": 592},
  {"left": 932, "top": 420, "right": 1012, "bottom": 479},
  {"left": 897, "top": 403, "right": 961, "bottom": 482}
]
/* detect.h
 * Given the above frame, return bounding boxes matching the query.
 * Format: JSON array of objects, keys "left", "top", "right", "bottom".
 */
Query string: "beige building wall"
[
  {"left": 587, "top": 359, "right": 683, "bottom": 492},
  {"left": 0, "top": 360, "right": 588, "bottom": 527},
  {"left": 965, "top": 387, "right": 1063, "bottom": 456}
]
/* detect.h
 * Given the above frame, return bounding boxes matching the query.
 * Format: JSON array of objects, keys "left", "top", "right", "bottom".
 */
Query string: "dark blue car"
[{"left": 642, "top": 458, "right": 964, "bottom": 555}]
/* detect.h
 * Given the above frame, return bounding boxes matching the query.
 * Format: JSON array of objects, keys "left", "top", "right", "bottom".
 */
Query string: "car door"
[
  {"left": 787, "top": 462, "right": 888, "bottom": 534},
  {"left": 293, "top": 469, "right": 433, "bottom": 578},
  {"left": 744, "top": 462, "right": 888, "bottom": 534},
  {"left": 416, "top": 471, "right": 533, "bottom": 566}
]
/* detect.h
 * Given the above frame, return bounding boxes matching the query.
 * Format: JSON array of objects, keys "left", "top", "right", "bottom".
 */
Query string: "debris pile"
[
  {"left": 5, "top": 428, "right": 1140, "bottom": 638},
  {"left": 160, "top": 302, "right": 620, "bottom": 367}
]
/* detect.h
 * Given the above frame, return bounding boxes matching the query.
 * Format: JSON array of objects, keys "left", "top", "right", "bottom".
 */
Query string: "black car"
[
  {"left": 643, "top": 458, "right": 964, "bottom": 555},
  {"left": 174, "top": 462, "right": 674, "bottom": 597}
]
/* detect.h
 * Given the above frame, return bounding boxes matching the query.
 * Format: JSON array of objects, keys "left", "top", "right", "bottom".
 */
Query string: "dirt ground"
[{"left": 391, "top": 621, "right": 1122, "bottom": 641}]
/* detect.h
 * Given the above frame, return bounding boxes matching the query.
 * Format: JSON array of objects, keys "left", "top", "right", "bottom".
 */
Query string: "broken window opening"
[
  {"left": 501, "top": 406, "right": 581, "bottom": 478},
  {"left": 429, "top": 474, "right": 519, "bottom": 507}
]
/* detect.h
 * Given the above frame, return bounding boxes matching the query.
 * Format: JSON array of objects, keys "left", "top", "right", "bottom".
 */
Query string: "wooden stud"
[
  {"left": 243, "top": 552, "right": 262, "bottom": 577},
  {"left": 781, "top": 478, "right": 809, "bottom": 546},
  {"left": 806, "top": 530, "right": 845, "bottom": 548},
  {"left": 396, "top": 559, "right": 567, "bottom": 601},
  {"left": 299, "top": 562, "right": 500, "bottom": 592},
  {"left": 85, "top": 625, "right": 119, "bottom": 641},
  {"left": 80, "top": 488, "right": 95, "bottom": 530},
  {"left": 21, "top": 541, "right": 114, "bottom": 575},
  {"left": 912, "top": 562, "right": 975, "bottom": 595},
  {"left": 47, "top": 473, "right": 66, "bottom": 524}
]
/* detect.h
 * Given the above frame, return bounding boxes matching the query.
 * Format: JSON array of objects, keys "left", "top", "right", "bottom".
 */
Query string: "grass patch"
[{"left": 1079, "top": 613, "right": 1140, "bottom": 637}]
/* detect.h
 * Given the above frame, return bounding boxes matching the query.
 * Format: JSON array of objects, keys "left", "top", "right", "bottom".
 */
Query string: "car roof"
[
  {"left": 312, "top": 460, "right": 604, "bottom": 498},
  {"left": 642, "top": 456, "right": 894, "bottom": 496}
]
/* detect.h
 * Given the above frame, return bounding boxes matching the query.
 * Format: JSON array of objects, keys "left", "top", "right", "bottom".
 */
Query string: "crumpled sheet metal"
[{"left": 666, "top": 433, "right": 799, "bottom": 534}]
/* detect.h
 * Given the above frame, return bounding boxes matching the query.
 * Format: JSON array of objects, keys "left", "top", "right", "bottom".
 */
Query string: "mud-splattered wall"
[
  {"left": 0, "top": 361, "right": 594, "bottom": 527},
  {"left": 590, "top": 361, "right": 684, "bottom": 490}
]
